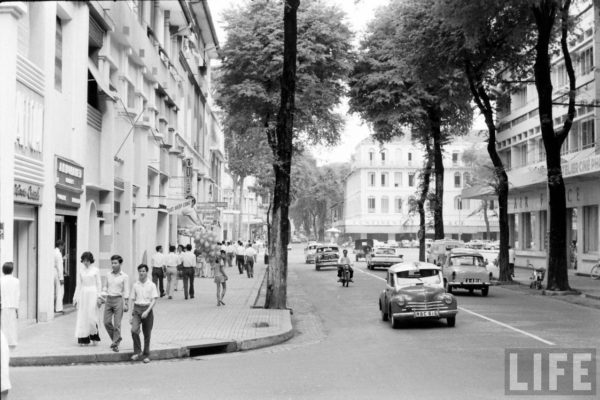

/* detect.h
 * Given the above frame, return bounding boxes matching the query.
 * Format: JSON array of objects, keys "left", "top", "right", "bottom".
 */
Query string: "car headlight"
[
  {"left": 442, "top": 294, "right": 453, "bottom": 305},
  {"left": 394, "top": 296, "right": 406, "bottom": 306}
]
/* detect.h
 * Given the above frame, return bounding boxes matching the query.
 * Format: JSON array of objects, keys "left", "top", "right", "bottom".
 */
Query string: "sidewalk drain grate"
[
  {"left": 188, "top": 344, "right": 231, "bottom": 357},
  {"left": 253, "top": 322, "right": 270, "bottom": 328}
]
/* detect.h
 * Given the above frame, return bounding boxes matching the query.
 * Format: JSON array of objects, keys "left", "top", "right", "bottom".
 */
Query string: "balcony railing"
[{"left": 87, "top": 104, "right": 102, "bottom": 131}]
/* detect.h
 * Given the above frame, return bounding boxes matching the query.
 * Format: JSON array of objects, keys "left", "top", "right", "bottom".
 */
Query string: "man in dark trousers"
[
  {"left": 130, "top": 264, "right": 158, "bottom": 363},
  {"left": 102, "top": 255, "right": 129, "bottom": 352}
]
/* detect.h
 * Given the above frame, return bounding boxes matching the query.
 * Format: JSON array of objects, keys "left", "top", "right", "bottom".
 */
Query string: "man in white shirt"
[
  {"left": 508, "top": 246, "right": 516, "bottom": 277},
  {"left": 182, "top": 244, "right": 197, "bottom": 300},
  {"left": 54, "top": 240, "right": 65, "bottom": 313},
  {"left": 163, "top": 245, "right": 179, "bottom": 299},
  {"left": 338, "top": 249, "right": 354, "bottom": 282},
  {"left": 1, "top": 262, "right": 20, "bottom": 347},
  {"left": 150, "top": 245, "right": 165, "bottom": 297},
  {"left": 129, "top": 264, "right": 158, "bottom": 364},
  {"left": 244, "top": 244, "right": 257, "bottom": 278},
  {"left": 236, "top": 241, "right": 246, "bottom": 274},
  {"left": 102, "top": 255, "right": 129, "bottom": 352}
]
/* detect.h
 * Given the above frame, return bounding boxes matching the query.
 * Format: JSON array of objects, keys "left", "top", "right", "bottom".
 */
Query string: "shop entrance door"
[
  {"left": 13, "top": 212, "right": 38, "bottom": 321},
  {"left": 55, "top": 214, "right": 77, "bottom": 305}
]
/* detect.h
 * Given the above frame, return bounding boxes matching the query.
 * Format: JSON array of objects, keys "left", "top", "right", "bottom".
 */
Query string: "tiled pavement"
[{"left": 10, "top": 261, "right": 292, "bottom": 366}]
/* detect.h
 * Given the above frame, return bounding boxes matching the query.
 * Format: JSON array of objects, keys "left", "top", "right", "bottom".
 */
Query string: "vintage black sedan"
[
  {"left": 315, "top": 245, "right": 340, "bottom": 271},
  {"left": 379, "top": 262, "right": 458, "bottom": 328}
]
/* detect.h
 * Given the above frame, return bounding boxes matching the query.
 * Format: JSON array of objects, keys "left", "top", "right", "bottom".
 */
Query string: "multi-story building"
[
  {"left": 0, "top": 0, "right": 223, "bottom": 323},
  {"left": 473, "top": 0, "right": 599, "bottom": 275},
  {"left": 221, "top": 176, "right": 269, "bottom": 242},
  {"left": 334, "top": 135, "right": 498, "bottom": 242}
]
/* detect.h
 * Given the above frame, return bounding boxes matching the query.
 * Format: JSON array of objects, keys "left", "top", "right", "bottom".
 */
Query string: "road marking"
[
  {"left": 457, "top": 307, "right": 555, "bottom": 346},
  {"left": 356, "top": 267, "right": 556, "bottom": 346}
]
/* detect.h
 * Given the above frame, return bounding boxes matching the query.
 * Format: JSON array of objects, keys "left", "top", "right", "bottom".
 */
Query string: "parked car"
[
  {"left": 442, "top": 248, "right": 492, "bottom": 296},
  {"left": 426, "top": 239, "right": 465, "bottom": 265},
  {"left": 367, "top": 247, "right": 404, "bottom": 270},
  {"left": 315, "top": 245, "right": 340, "bottom": 271},
  {"left": 304, "top": 242, "right": 320, "bottom": 264},
  {"left": 401, "top": 240, "right": 411, "bottom": 248},
  {"left": 354, "top": 239, "right": 373, "bottom": 262},
  {"left": 484, "top": 240, "right": 500, "bottom": 250},
  {"left": 466, "top": 240, "right": 486, "bottom": 250},
  {"left": 379, "top": 262, "right": 458, "bottom": 328}
]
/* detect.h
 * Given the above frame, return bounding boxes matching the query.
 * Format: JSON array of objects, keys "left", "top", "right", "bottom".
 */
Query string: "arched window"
[
  {"left": 454, "top": 172, "right": 461, "bottom": 188},
  {"left": 381, "top": 196, "right": 389, "bottom": 213},
  {"left": 380, "top": 150, "right": 386, "bottom": 165},
  {"left": 454, "top": 196, "right": 462, "bottom": 210},
  {"left": 368, "top": 148, "right": 375, "bottom": 165},
  {"left": 394, "top": 197, "right": 402, "bottom": 213}
]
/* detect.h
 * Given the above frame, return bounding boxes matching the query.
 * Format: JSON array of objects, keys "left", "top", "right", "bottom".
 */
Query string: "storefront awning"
[
  {"left": 88, "top": 59, "right": 117, "bottom": 101},
  {"left": 461, "top": 185, "right": 496, "bottom": 200}
]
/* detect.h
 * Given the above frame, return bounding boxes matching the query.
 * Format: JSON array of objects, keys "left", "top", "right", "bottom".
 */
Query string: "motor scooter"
[
  {"left": 529, "top": 265, "right": 546, "bottom": 290},
  {"left": 340, "top": 264, "right": 351, "bottom": 287}
]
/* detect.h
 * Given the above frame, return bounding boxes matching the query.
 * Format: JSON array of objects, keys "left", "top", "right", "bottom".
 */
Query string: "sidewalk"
[
  {"left": 10, "top": 262, "right": 292, "bottom": 366},
  {"left": 511, "top": 265, "right": 600, "bottom": 300}
]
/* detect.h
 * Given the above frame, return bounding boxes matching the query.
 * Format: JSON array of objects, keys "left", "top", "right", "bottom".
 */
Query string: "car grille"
[{"left": 406, "top": 301, "right": 444, "bottom": 311}]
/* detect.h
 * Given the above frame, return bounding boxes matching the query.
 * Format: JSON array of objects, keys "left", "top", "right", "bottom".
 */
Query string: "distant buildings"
[
  {"left": 0, "top": 1, "right": 223, "bottom": 322},
  {"left": 334, "top": 134, "right": 498, "bottom": 243}
]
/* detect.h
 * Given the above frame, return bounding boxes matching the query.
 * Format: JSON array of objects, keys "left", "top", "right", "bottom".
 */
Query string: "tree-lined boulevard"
[{"left": 10, "top": 245, "right": 599, "bottom": 399}]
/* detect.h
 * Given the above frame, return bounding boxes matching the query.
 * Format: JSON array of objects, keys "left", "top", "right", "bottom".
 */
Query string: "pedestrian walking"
[
  {"left": 252, "top": 241, "right": 259, "bottom": 263},
  {"left": 150, "top": 245, "right": 166, "bottom": 297},
  {"left": 73, "top": 252, "right": 101, "bottom": 345},
  {"left": 182, "top": 244, "right": 196, "bottom": 299},
  {"left": 102, "top": 255, "right": 129, "bottom": 352},
  {"left": 129, "top": 264, "right": 158, "bottom": 363},
  {"left": 235, "top": 240, "right": 245, "bottom": 274},
  {"left": 164, "top": 245, "right": 179, "bottom": 299},
  {"left": 226, "top": 241, "right": 235, "bottom": 267},
  {"left": 213, "top": 250, "right": 228, "bottom": 306},
  {"left": 244, "top": 243, "right": 257, "bottom": 278},
  {"left": 175, "top": 244, "right": 185, "bottom": 291},
  {"left": 570, "top": 240, "right": 577, "bottom": 270},
  {"left": 508, "top": 246, "right": 515, "bottom": 277},
  {"left": 1, "top": 262, "right": 20, "bottom": 348},
  {"left": 203, "top": 252, "right": 213, "bottom": 278},
  {"left": 54, "top": 240, "right": 65, "bottom": 313}
]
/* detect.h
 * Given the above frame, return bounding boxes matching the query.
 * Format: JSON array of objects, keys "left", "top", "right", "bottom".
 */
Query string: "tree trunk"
[
  {"left": 482, "top": 200, "right": 490, "bottom": 240},
  {"left": 237, "top": 176, "right": 246, "bottom": 241},
  {"left": 531, "top": 1, "right": 573, "bottom": 291},
  {"left": 429, "top": 106, "right": 445, "bottom": 239},
  {"left": 418, "top": 140, "right": 433, "bottom": 261},
  {"left": 265, "top": 0, "right": 299, "bottom": 309},
  {"left": 312, "top": 214, "right": 318, "bottom": 241},
  {"left": 465, "top": 61, "right": 511, "bottom": 281}
]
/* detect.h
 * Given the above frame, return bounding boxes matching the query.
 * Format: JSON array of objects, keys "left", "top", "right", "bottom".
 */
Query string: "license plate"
[
  {"left": 464, "top": 278, "right": 480, "bottom": 283},
  {"left": 414, "top": 310, "right": 439, "bottom": 318}
]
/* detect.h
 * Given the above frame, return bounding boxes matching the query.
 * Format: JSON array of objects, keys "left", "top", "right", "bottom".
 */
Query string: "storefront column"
[{"left": 0, "top": 3, "right": 26, "bottom": 265}]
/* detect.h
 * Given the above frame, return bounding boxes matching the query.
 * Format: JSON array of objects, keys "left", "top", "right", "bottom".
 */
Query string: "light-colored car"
[
  {"left": 484, "top": 240, "right": 500, "bottom": 250},
  {"left": 304, "top": 242, "right": 320, "bottom": 263},
  {"left": 442, "top": 248, "right": 492, "bottom": 296},
  {"left": 426, "top": 239, "right": 465, "bottom": 265},
  {"left": 379, "top": 262, "right": 458, "bottom": 328},
  {"left": 315, "top": 245, "right": 340, "bottom": 271},
  {"left": 367, "top": 247, "right": 404, "bottom": 270}
]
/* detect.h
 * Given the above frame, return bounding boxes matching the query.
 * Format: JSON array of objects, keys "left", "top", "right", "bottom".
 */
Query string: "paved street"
[{"left": 9, "top": 244, "right": 600, "bottom": 400}]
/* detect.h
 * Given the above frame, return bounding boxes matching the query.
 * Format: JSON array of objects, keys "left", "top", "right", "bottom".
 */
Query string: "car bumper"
[
  {"left": 392, "top": 309, "right": 458, "bottom": 321},
  {"left": 447, "top": 282, "right": 490, "bottom": 289},
  {"left": 316, "top": 262, "right": 338, "bottom": 268}
]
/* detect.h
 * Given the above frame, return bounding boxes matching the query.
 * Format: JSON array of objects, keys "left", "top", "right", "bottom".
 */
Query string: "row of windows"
[
  {"left": 367, "top": 172, "right": 472, "bottom": 188},
  {"left": 367, "top": 149, "right": 462, "bottom": 166},
  {"left": 365, "top": 196, "right": 487, "bottom": 213}
]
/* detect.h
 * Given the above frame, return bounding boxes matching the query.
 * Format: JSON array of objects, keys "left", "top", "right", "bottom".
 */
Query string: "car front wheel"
[
  {"left": 481, "top": 286, "right": 489, "bottom": 297},
  {"left": 447, "top": 316, "right": 456, "bottom": 327},
  {"left": 315, "top": 265, "right": 320, "bottom": 271},
  {"left": 390, "top": 307, "right": 400, "bottom": 329}
]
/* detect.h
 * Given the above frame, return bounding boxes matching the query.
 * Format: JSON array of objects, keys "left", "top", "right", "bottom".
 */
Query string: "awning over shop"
[
  {"left": 88, "top": 59, "right": 117, "bottom": 100},
  {"left": 461, "top": 185, "right": 496, "bottom": 200}
]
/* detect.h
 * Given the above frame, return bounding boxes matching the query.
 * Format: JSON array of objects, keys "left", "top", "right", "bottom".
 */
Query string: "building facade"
[
  {"left": 221, "top": 176, "right": 269, "bottom": 242},
  {"left": 489, "top": 1, "right": 600, "bottom": 275},
  {"left": 0, "top": 0, "right": 223, "bottom": 323},
  {"left": 335, "top": 135, "right": 498, "bottom": 242}
]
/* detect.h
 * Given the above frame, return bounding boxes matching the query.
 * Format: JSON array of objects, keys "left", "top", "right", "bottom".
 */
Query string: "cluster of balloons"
[{"left": 192, "top": 226, "right": 221, "bottom": 260}]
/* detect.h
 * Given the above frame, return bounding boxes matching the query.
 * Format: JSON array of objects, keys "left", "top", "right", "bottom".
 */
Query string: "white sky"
[{"left": 207, "top": 0, "right": 482, "bottom": 166}]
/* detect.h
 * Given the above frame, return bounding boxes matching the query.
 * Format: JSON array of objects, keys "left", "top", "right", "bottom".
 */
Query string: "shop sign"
[
  {"left": 56, "top": 187, "right": 81, "bottom": 208},
  {"left": 56, "top": 157, "right": 84, "bottom": 208},
  {"left": 562, "top": 154, "right": 600, "bottom": 178},
  {"left": 183, "top": 158, "right": 193, "bottom": 196},
  {"left": 14, "top": 180, "right": 42, "bottom": 204}
]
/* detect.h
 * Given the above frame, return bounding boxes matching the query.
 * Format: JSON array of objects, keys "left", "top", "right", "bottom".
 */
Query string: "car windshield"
[
  {"left": 317, "top": 247, "right": 338, "bottom": 253},
  {"left": 449, "top": 256, "right": 486, "bottom": 267},
  {"left": 395, "top": 269, "right": 441, "bottom": 286},
  {"left": 375, "top": 248, "right": 396, "bottom": 255}
]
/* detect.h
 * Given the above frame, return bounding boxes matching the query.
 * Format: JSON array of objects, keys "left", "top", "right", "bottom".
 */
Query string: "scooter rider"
[{"left": 337, "top": 249, "right": 354, "bottom": 282}]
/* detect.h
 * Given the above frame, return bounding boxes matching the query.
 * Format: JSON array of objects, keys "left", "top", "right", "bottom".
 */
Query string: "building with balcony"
[
  {"left": 334, "top": 134, "right": 498, "bottom": 243},
  {"left": 464, "top": 1, "right": 600, "bottom": 275},
  {"left": 0, "top": 0, "right": 223, "bottom": 323},
  {"left": 221, "top": 176, "right": 269, "bottom": 243}
]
